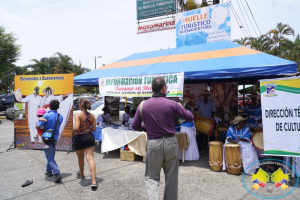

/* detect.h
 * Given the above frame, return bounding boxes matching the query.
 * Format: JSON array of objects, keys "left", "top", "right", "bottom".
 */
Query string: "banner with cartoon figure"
[
  {"left": 260, "top": 77, "right": 300, "bottom": 156},
  {"left": 176, "top": 2, "right": 231, "bottom": 47},
  {"left": 210, "top": 82, "right": 238, "bottom": 123},
  {"left": 14, "top": 74, "right": 73, "bottom": 151}
]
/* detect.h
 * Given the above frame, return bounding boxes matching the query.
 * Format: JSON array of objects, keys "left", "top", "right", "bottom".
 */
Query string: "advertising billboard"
[
  {"left": 176, "top": 2, "right": 231, "bottom": 47},
  {"left": 14, "top": 74, "right": 74, "bottom": 151},
  {"left": 137, "top": 0, "right": 176, "bottom": 20},
  {"left": 137, "top": 18, "right": 175, "bottom": 34}
]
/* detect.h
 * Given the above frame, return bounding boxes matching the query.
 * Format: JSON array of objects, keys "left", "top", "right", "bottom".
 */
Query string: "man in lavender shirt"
[{"left": 132, "top": 77, "right": 194, "bottom": 200}]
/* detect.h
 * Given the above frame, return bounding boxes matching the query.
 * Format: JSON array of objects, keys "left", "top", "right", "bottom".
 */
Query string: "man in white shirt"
[
  {"left": 194, "top": 90, "right": 216, "bottom": 152},
  {"left": 21, "top": 86, "right": 43, "bottom": 143},
  {"left": 122, "top": 106, "right": 130, "bottom": 126}
]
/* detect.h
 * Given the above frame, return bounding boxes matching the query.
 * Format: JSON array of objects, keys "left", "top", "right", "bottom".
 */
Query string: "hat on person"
[
  {"left": 42, "top": 86, "right": 54, "bottom": 95},
  {"left": 248, "top": 92, "right": 260, "bottom": 98},
  {"left": 36, "top": 108, "right": 46, "bottom": 116},
  {"left": 230, "top": 116, "right": 248, "bottom": 125},
  {"left": 201, "top": 89, "right": 213, "bottom": 96}
]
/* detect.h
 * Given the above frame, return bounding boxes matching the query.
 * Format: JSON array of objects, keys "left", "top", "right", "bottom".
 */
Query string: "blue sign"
[{"left": 176, "top": 2, "right": 231, "bottom": 47}]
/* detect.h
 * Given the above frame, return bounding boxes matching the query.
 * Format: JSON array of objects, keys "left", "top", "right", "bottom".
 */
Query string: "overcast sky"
[{"left": 1, "top": 0, "right": 299, "bottom": 71}]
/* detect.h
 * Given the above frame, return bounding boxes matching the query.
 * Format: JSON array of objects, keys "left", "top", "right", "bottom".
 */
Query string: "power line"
[
  {"left": 237, "top": 0, "right": 252, "bottom": 37},
  {"left": 136, "top": 32, "right": 152, "bottom": 53},
  {"left": 230, "top": 4, "right": 246, "bottom": 38},
  {"left": 0, "top": 0, "right": 52, "bottom": 11},
  {"left": 240, "top": 0, "right": 258, "bottom": 37},
  {"left": 0, "top": 0, "right": 63, "bottom": 15},
  {"left": 245, "top": 0, "right": 262, "bottom": 35},
  {"left": 271, "top": 0, "right": 283, "bottom": 22},
  {"left": 230, "top": 1, "right": 249, "bottom": 37}
]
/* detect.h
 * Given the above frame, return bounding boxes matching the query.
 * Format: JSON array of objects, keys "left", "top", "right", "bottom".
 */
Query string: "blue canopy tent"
[{"left": 74, "top": 41, "right": 297, "bottom": 85}]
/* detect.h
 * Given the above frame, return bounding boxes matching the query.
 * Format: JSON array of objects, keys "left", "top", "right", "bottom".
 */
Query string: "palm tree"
[
  {"left": 178, "top": 0, "right": 200, "bottom": 11},
  {"left": 233, "top": 37, "right": 250, "bottom": 46},
  {"left": 27, "top": 57, "right": 56, "bottom": 74},
  {"left": 248, "top": 35, "right": 273, "bottom": 52},
  {"left": 72, "top": 64, "right": 91, "bottom": 76},
  {"left": 53, "top": 52, "right": 74, "bottom": 74},
  {"left": 281, "top": 36, "right": 300, "bottom": 70},
  {"left": 268, "top": 23, "right": 295, "bottom": 57}
]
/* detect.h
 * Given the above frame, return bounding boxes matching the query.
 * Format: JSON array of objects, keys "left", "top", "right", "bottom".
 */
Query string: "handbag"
[{"left": 42, "top": 114, "right": 60, "bottom": 144}]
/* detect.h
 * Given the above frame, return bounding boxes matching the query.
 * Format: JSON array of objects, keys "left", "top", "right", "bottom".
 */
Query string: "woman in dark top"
[{"left": 72, "top": 98, "right": 97, "bottom": 189}]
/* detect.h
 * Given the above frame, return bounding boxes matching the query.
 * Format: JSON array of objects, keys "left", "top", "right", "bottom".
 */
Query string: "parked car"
[
  {"left": 6, "top": 106, "right": 14, "bottom": 120},
  {"left": 73, "top": 99, "right": 133, "bottom": 123},
  {"left": 0, "top": 93, "right": 15, "bottom": 113},
  {"left": 73, "top": 96, "right": 99, "bottom": 110}
]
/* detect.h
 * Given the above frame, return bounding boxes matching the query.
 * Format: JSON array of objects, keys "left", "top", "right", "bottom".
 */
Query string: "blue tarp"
[{"left": 74, "top": 41, "right": 297, "bottom": 85}]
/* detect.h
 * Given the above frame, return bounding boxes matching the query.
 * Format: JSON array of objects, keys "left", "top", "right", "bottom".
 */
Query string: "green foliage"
[
  {"left": 0, "top": 26, "right": 21, "bottom": 94},
  {"left": 178, "top": 0, "right": 200, "bottom": 12},
  {"left": 234, "top": 23, "right": 300, "bottom": 72}
]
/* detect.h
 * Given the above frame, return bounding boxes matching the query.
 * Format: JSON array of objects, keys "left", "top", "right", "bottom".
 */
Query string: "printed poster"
[
  {"left": 14, "top": 74, "right": 74, "bottom": 151},
  {"left": 176, "top": 2, "right": 231, "bottom": 47},
  {"left": 104, "top": 96, "right": 120, "bottom": 122},
  {"left": 210, "top": 82, "right": 238, "bottom": 123},
  {"left": 260, "top": 77, "right": 300, "bottom": 156}
]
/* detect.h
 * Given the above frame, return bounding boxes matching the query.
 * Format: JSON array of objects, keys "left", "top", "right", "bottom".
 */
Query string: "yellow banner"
[{"left": 14, "top": 74, "right": 73, "bottom": 95}]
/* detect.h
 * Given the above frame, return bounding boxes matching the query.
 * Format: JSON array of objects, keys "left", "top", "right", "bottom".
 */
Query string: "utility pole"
[{"left": 95, "top": 56, "right": 102, "bottom": 69}]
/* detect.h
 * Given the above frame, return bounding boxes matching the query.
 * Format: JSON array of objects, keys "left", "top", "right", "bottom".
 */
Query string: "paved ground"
[{"left": 0, "top": 119, "right": 299, "bottom": 200}]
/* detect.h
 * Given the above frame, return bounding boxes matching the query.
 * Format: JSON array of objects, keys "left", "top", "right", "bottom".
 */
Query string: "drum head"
[
  {"left": 209, "top": 141, "right": 223, "bottom": 145},
  {"left": 252, "top": 131, "right": 264, "bottom": 151},
  {"left": 224, "top": 143, "right": 240, "bottom": 147}
]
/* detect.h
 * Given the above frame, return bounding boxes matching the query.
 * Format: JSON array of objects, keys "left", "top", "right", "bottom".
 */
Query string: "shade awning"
[{"left": 74, "top": 41, "right": 297, "bottom": 85}]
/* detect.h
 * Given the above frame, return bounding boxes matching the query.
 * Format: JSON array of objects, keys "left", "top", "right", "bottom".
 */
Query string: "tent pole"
[{"left": 243, "top": 85, "right": 245, "bottom": 107}]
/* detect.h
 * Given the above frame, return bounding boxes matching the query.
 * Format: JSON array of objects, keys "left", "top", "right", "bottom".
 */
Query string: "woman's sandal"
[
  {"left": 91, "top": 183, "right": 98, "bottom": 190},
  {"left": 76, "top": 170, "right": 85, "bottom": 180}
]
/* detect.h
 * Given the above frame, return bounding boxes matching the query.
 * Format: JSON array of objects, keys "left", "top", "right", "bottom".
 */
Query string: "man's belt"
[{"left": 148, "top": 134, "right": 175, "bottom": 139}]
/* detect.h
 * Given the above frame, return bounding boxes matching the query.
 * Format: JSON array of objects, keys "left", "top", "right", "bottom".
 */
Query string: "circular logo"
[{"left": 242, "top": 159, "right": 299, "bottom": 199}]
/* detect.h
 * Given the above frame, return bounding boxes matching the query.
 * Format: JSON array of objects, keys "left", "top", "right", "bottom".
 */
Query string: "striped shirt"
[
  {"left": 244, "top": 104, "right": 261, "bottom": 127},
  {"left": 226, "top": 125, "right": 251, "bottom": 142}
]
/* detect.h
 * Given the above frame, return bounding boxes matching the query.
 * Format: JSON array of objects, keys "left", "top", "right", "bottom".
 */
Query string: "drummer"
[
  {"left": 244, "top": 92, "right": 262, "bottom": 132},
  {"left": 194, "top": 89, "right": 216, "bottom": 153},
  {"left": 222, "top": 116, "right": 259, "bottom": 174}
]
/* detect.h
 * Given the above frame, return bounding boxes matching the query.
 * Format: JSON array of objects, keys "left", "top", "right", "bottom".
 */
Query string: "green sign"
[{"left": 136, "top": 0, "right": 176, "bottom": 20}]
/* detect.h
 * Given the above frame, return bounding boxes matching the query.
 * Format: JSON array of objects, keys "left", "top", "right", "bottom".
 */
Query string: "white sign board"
[
  {"left": 260, "top": 77, "right": 300, "bottom": 156},
  {"left": 137, "top": 19, "right": 176, "bottom": 34},
  {"left": 99, "top": 72, "right": 184, "bottom": 97}
]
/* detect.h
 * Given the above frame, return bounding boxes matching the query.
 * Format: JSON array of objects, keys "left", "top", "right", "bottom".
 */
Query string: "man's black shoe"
[
  {"left": 54, "top": 174, "right": 62, "bottom": 183},
  {"left": 45, "top": 172, "right": 53, "bottom": 177}
]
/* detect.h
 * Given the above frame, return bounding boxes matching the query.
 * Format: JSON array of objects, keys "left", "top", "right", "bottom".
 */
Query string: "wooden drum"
[
  {"left": 224, "top": 143, "right": 242, "bottom": 175},
  {"left": 195, "top": 116, "right": 215, "bottom": 136},
  {"left": 209, "top": 141, "right": 223, "bottom": 172}
]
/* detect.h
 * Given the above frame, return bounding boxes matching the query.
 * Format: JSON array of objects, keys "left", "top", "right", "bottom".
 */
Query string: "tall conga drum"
[
  {"left": 209, "top": 141, "right": 223, "bottom": 172},
  {"left": 224, "top": 143, "right": 242, "bottom": 175}
]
